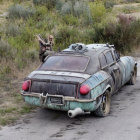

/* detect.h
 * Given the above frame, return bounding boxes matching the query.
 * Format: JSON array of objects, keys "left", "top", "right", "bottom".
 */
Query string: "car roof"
[
  {"left": 46, "top": 43, "right": 115, "bottom": 74},
  {"left": 61, "top": 43, "right": 113, "bottom": 57}
]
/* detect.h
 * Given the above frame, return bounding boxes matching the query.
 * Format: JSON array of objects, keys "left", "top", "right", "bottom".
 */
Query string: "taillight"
[
  {"left": 22, "top": 80, "right": 31, "bottom": 91},
  {"left": 80, "top": 85, "right": 90, "bottom": 95}
]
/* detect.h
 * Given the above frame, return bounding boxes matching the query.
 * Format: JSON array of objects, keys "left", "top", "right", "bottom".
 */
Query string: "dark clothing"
[{"left": 39, "top": 38, "right": 53, "bottom": 62}]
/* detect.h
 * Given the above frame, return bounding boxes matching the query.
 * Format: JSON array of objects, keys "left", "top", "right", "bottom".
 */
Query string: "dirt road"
[{"left": 0, "top": 58, "right": 140, "bottom": 140}]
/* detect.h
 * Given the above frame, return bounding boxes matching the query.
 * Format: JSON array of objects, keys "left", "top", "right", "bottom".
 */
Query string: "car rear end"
[
  {"left": 21, "top": 71, "right": 97, "bottom": 112},
  {"left": 21, "top": 55, "right": 98, "bottom": 114}
]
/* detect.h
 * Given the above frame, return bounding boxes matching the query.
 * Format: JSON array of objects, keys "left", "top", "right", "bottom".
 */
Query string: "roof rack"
[{"left": 63, "top": 43, "right": 88, "bottom": 53}]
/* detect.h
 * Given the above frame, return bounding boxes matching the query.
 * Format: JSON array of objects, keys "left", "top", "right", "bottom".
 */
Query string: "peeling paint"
[
  {"left": 21, "top": 45, "right": 137, "bottom": 114},
  {"left": 24, "top": 96, "right": 97, "bottom": 112}
]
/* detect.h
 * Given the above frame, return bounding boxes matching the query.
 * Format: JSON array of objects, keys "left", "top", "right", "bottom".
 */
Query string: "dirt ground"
[{"left": 0, "top": 57, "right": 139, "bottom": 140}]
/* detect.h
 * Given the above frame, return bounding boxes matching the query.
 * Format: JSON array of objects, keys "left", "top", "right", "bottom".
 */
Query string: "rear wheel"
[
  {"left": 128, "top": 70, "right": 136, "bottom": 85},
  {"left": 94, "top": 90, "right": 111, "bottom": 117}
]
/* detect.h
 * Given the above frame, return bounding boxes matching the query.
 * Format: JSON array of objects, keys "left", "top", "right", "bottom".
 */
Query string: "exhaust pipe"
[{"left": 68, "top": 108, "right": 90, "bottom": 118}]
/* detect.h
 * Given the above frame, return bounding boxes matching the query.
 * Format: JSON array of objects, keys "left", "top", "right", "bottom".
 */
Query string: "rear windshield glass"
[{"left": 39, "top": 55, "right": 89, "bottom": 72}]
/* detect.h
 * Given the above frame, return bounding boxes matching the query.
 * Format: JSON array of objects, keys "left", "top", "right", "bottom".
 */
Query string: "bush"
[
  {"left": 55, "top": 0, "right": 65, "bottom": 11},
  {"left": 33, "top": 0, "right": 57, "bottom": 9},
  {"left": 33, "top": 6, "right": 48, "bottom": 22},
  {"left": 0, "top": 66, "right": 11, "bottom": 76},
  {"left": 89, "top": 1, "right": 107, "bottom": 23},
  {"left": 26, "top": 49, "right": 38, "bottom": 61},
  {"left": 93, "top": 14, "right": 140, "bottom": 53},
  {"left": 60, "top": 1, "right": 72, "bottom": 15},
  {"left": 73, "top": 1, "right": 90, "bottom": 17},
  {"left": 124, "top": 0, "right": 140, "bottom": 3},
  {"left": 62, "top": 15, "right": 79, "bottom": 26},
  {"left": 122, "top": 6, "right": 139, "bottom": 14},
  {"left": 5, "top": 23, "right": 20, "bottom": 37},
  {"left": 8, "top": 4, "right": 35, "bottom": 20},
  {"left": 85, "top": 28, "right": 96, "bottom": 43},
  {"left": 0, "top": 40, "right": 16, "bottom": 59},
  {"left": 54, "top": 25, "right": 95, "bottom": 50},
  {"left": 55, "top": 26, "right": 83, "bottom": 50},
  {"left": 14, "top": 55, "right": 27, "bottom": 70},
  {"left": 104, "top": 0, "right": 116, "bottom": 9},
  {"left": 60, "top": 1, "right": 91, "bottom": 19}
]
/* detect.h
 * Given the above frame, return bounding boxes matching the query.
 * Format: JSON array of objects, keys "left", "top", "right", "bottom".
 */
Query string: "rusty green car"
[{"left": 21, "top": 43, "right": 137, "bottom": 118}]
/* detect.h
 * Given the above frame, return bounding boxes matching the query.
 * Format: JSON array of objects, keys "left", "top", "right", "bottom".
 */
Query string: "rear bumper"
[{"left": 21, "top": 91, "right": 98, "bottom": 112}]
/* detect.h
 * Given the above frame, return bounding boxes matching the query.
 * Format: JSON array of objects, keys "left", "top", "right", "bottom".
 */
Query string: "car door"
[
  {"left": 99, "top": 51, "right": 121, "bottom": 93},
  {"left": 113, "top": 50, "right": 125, "bottom": 86}
]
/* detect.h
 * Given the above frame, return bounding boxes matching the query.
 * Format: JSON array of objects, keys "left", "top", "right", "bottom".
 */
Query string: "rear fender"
[
  {"left": 91, "top": 84, "right": 111, "bottom": 100},
  {"left": 79, "top": 70, "right": 112, "bottom": 99}
]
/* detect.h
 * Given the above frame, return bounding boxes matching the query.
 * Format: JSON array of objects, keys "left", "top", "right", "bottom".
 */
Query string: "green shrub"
[
  {"left": 5, "top": 23, "right": 20, "bottom": 37},
  {"left": 0, "top": 66, "right": 11, "bottom": 76},
  {"left": 33, "top": 0, "right": 57, "bottom": 9},
  {"left": 85, "top": 28, "right": 96, "bottom": 43},
  {"left": 55, "top": 26, "right": 82, "bottom": 50},
  {"left": 93, "top": 14, "right": 140, "bottom": 53},
  {"left": 0, "top": 40, "right": 16, "bottom": 59},
  {"left": 62, "top": 15, "right": 79, "bottom": 26},
  {"left": 43, "top": 16, "right": 56, "bottom": 30},
  {"left": 32, "top": 6, "right": 48, "bottom": 23},
  {"left": 26, "top": 49, "right": 38, "bottom": 61},
  {"left": 8, "top": 4, "right": 35, "bottom": 20},
  {"left": 54, "top": 25, "right": 94, "bottom": 50},
  {"left": 92, "top": 23, "right": 105, "bottom": 43},
  {"left": 55, "top": 0, "right": 65, "bottom": 11},
  {"left": 89, "top": 0, "right": 107, "bottom": 23},
  {"left": 73, "top": 1, "right": 90, "bottom": 17},
  {"left": 14, "top": 54, "right": 27, "bottom": 70},
  {"left": 104, "top": 0, "right": 116, "bottom": 9},
  {"left": 60, "top": 1, "right": 91, "bottom": 19},
  {"left": 60, "top": 1, "right": 72, "bottom": 15},
  {"left": 122, "top": 6, "right": 139, "bottom": 14},
  {"left": 13, "top": 0, "right": 27, "bottom": 3},
  {"left": 124, "top": 0, "right": 140, "bottom": 3}
]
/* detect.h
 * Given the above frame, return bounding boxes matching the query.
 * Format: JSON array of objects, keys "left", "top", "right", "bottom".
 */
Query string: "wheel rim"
[{"left": 102, "top": 91, "right": 110, "bottom": 115}]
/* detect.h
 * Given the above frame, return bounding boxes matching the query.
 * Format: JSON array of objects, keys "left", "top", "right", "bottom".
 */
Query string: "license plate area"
[{"left": 47, "top": 95, "right": 64, "bottom": 105}]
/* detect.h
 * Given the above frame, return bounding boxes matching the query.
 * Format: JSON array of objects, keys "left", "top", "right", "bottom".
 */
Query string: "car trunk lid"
[{"left": 28, "top": 71, "right": 91, "bottom": 97}]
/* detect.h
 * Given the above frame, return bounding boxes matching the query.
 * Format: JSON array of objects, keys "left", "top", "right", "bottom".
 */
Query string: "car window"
[
  {"left": 39, "top": 55, "right": 90, "bottom": 72},
  {"left": 99, "top": 53, "right": 107, "bottom": 68},
  {"left": 105, "top": 51, "right": 114, "bottom": 65}
]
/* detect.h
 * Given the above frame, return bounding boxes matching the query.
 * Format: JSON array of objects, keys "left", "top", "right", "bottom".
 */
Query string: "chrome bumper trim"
[{"left": 21, "top": 91, "right": 96, "bottom": 102}]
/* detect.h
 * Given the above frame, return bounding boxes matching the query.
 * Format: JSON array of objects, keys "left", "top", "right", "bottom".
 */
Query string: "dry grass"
[
  {"left": 113, "top": 2, "right": 140, "bottom": 18},
  {"left": 0, "top": 0, "right": 40, "bottom": 125},
  {"left": 0, "top": 60, "right": 40, "bottom": 127},
  {"left": 0, "top": 0, "right": 12, "bottom": 24}
]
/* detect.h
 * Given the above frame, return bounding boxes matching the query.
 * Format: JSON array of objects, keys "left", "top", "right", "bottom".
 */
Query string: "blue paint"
[
  {"left": 120, "top": 56, "right": 135, "bottom": 84},
  {"left": 23, "top": 96, "right": 97, "bottom": 112},
  {"left": 83, "top": 71, "right": 109, "bottom": 90}
]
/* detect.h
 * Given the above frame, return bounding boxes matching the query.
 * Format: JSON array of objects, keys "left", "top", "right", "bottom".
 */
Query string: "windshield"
[{"left": 39, "top": 55, "right": 89, "bottom": 72}]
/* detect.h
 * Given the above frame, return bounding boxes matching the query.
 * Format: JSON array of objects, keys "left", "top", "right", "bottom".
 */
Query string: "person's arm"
[{"left": 36, "top": 35, "right": 47, "bottom": 45}]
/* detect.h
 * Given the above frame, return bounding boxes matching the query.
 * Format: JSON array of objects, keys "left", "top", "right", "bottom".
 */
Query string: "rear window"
[{"left": 39, "top": 55, "right": 90, "bottom": 72}]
